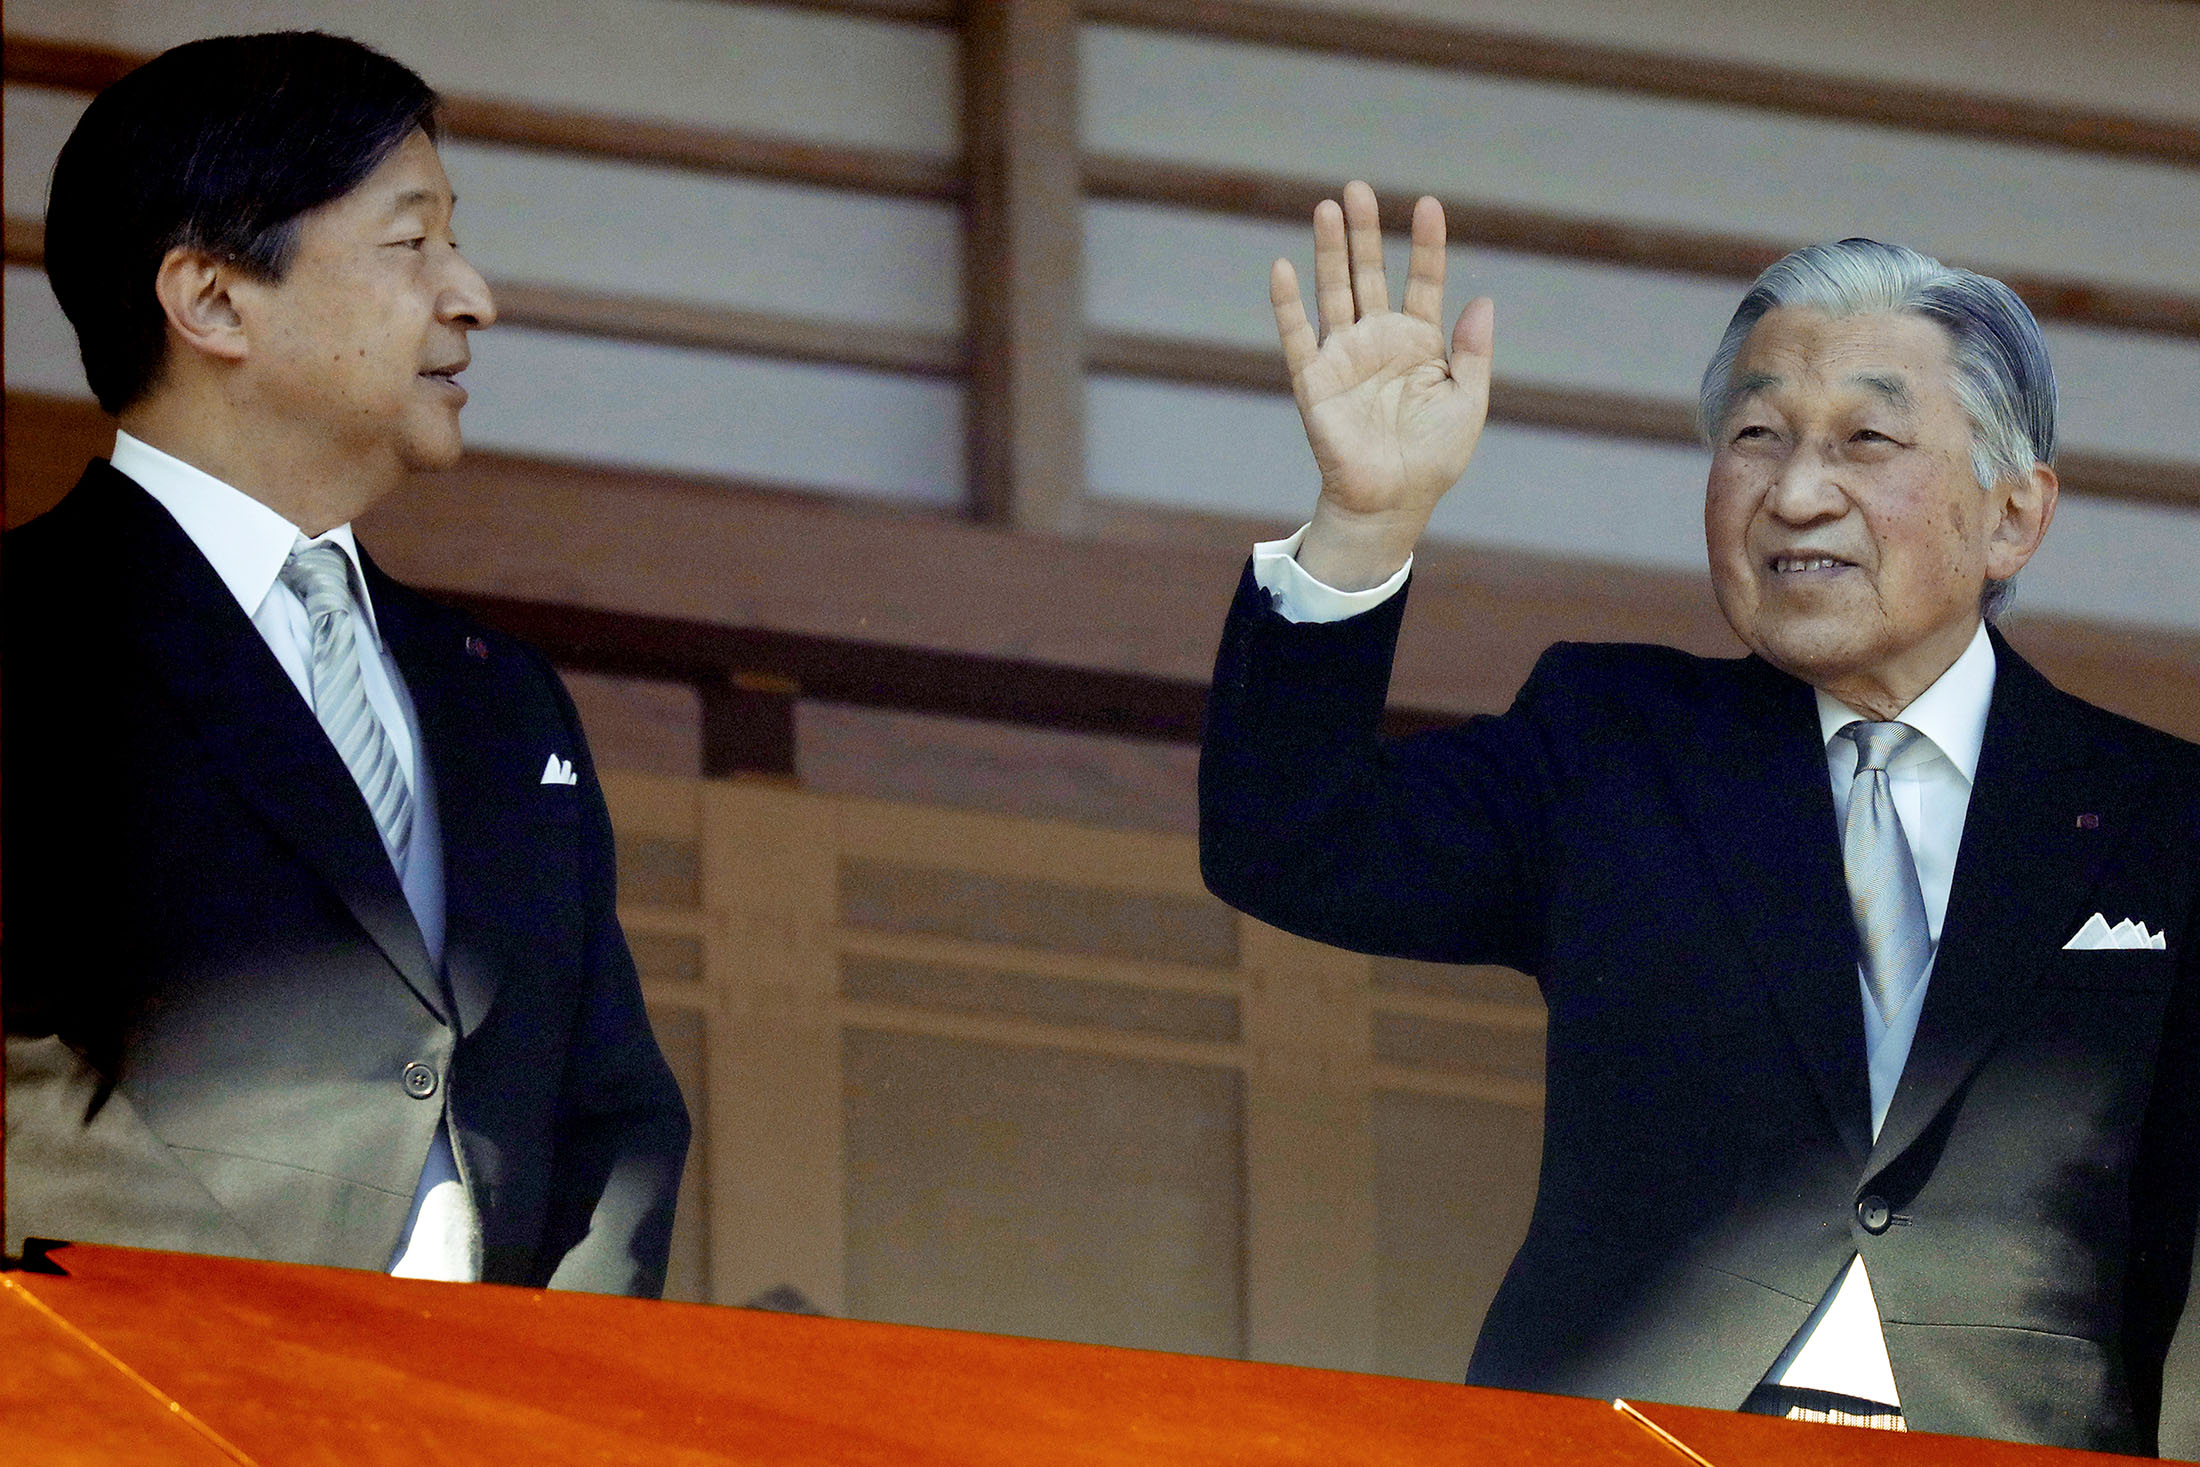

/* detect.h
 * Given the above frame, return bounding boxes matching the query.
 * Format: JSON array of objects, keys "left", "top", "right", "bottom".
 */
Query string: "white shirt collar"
[
  {"left": 1814, "top": 620, "right": 1997, "bottom": 786},
  {"left": 110, "top": 430, "right": 381, "bottom": 640}
]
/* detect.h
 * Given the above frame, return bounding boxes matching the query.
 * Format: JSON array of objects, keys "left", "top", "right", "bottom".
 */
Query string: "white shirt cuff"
[{"left": 1251, "top": 524, "right": 1412, "bottom": 624}]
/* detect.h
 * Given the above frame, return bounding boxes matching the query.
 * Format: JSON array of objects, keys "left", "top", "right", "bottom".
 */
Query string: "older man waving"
[{"left": 1199, "top": 182, "right": 2198, "bottom": 1454}]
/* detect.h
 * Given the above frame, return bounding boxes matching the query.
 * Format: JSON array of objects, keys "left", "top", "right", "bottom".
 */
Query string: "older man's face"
[{"left": 1703, "top": 307, "right": 2052, "bottom": 717}]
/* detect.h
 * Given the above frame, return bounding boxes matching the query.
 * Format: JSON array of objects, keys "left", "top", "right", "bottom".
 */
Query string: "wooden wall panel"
[{"left": 602, "top": 772, "right": 1550, "bottom": 1372}]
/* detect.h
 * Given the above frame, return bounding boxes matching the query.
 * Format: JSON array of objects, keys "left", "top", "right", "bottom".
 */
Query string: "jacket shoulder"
[{"left": 1520, "top": 640, "right": 1767, "bottom": 721}]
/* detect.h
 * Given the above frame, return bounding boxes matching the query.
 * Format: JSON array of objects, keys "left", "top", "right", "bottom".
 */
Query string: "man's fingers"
[
  {"left": 1271, "top": 258, "right": 1319, "bottom": 387},
  {"left": 1401, "top": 196, "right": 1446, "bottom": 326},
  {"left": 1450, "top": 294, "right": 1496, "bottom": 376},
  {"left": 1310, "top": 197, "right": 1353, "bottom": 339},
  {"left": 1343, "top": 180, "right": 1389, "bottom": 320}
]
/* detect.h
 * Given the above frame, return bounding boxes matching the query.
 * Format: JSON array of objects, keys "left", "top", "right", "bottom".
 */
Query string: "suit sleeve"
[
  {"left": 2138, "top": 897, "right": 2200, "bottom": 1460},
  {"left": 1200, "top": 561, "right": 1562, "bottom": 975},
  {"left": 532, "top": 667, "right": 692, "bottom": 1298}
]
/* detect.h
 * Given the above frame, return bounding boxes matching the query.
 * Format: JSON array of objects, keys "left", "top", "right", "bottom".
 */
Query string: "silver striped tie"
[
  {"left": 1837, "top": 721, "right": 1931, "bottom": 1023},
  {"left": 281, "top": 543, "right": 413, "bottom": 875}
]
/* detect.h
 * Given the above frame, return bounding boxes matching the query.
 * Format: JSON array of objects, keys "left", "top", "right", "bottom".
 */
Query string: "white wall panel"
[
  {"left": 3, "top": 85, "right": 81, "bottom": 215},
  {"left": 2038, "top": 325, "right": 2200, "bottom": 466},
  {"left": 1245, "top": 0, "right": 2200, "bottom": 124},
  {"left": 1087, "top": 374, "right": 2200, "bottom": 632},
  {"left": 1083, "top": 27, "right": 2200, "bottom": 297},
  {"left": 5, "top": 86, "right": 963, "bottom": 333},
  {"left": 441, "top": 143, "right": 963, "bottom": 332},
  {"left": 5, "top": 0, "right": 959, "bottom": 156},
  {"left": 460, "top": 326, "right": 964, "bottom": 506},
  {"left": 2013, "top": 494, "right": 2200, "bottom": 634},
  {"left": 1087, "top": 201, "right": 2200, "bottom": 466},
  {"left": 3, "top": 264, "right": 88, "bottom": 398},
  {"left": 1087, "top": 373, "right": 1709, "bottom": 567}
]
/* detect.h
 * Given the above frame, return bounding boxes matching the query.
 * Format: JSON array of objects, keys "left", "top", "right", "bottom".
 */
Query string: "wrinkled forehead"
[{"left": 1731, "top": 306, "right": 1958, "bottom": 406}]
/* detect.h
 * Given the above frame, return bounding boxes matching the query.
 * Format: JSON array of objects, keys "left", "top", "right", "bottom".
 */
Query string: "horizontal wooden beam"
[
  {"left": 491, "top": 281, "right": 966, "bottom": 376},
  {"left": 721, "top": 0, "right": 2200, "bottom": 168},
  {"left": 0, "top": 35, "right": 962, "bottom": 200},
  {"left": 10, "top": 389, "right": 2200, "bottom": 745},
  {"left": 717, "top": 0, "right": 961, "bottom": 25},
  {"left": 1082, "top": 156, "right": 2200, "bottom": 341},
  {"left": 1085, "top": 0, "right": 2200, "bottom": 169},
  {"left": 437, "top": 93, "right": 961, "bottom": 199}
]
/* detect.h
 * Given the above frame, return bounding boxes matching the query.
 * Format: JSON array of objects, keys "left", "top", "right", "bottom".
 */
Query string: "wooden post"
[
  {"left": 962, "top": 0, "right": 1086, "bottom": 533},
  {"left": 1238, "top": 917, "right": 1379, "bottom": 1371}
]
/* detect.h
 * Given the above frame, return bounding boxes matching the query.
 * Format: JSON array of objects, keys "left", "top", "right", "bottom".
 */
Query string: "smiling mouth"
[{"left": 1770, "top": 555, "right": 1854, "bottom": 574}]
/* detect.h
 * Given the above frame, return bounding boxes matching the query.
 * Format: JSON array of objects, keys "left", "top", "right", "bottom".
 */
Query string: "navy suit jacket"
[
  {"left": 4, "top": 463, "right": 689, "bottom": 1297},
  {"left": 1201, "top": 567, "right": 2199, "bottom": 1455}
]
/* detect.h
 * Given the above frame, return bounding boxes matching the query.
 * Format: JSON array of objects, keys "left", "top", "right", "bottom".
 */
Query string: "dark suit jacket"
[
  {"left": 1201, "top": 567, "right": 2199, "bottom": 1456},
  {"left": 4, "top": 463, "right": 690, "bottom": 1297}
]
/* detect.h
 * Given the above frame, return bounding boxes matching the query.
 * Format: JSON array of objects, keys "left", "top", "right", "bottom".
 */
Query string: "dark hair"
[{"left": 45, "top": 31, "right": 440, "bottom": 413}]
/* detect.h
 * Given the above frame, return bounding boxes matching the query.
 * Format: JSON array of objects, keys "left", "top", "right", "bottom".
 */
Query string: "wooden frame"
[{"left": 610, "top": 770, "right": 1542, "bottom": 1366}]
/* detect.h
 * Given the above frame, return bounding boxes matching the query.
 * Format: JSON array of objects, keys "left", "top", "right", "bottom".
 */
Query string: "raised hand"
[{"left": 1272, "top": 181, "right": 1494, "bottom": 589}]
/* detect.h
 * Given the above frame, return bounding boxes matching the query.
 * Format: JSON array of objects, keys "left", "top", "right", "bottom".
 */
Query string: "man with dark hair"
[
  {"left": 1201, "top": 184, "right": 2197, "bottom": 1452},
  {"left": 4, "top": 31, "right": 690, "bottom": 1297}
]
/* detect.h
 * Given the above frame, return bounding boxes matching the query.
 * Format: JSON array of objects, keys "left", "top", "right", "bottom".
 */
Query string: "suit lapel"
[
  {"left": 369, "top": 564, "right": 505, "bottom": 1036},
  {"left": 96, "top": 467, "right": 449, "bottom": 1025},
  {"left": 1655, "top": 657, "right": 1874, "bottom": 1164},
  {"left": 1868, "top": 634, "right": 2146, "bottom": 1172}
]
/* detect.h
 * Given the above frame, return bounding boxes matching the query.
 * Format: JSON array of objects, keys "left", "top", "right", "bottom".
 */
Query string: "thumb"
[{"left": 1449, "top": 295, "right": 1495, "bottom": 379}]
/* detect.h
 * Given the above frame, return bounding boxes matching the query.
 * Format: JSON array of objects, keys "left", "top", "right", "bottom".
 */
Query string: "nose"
[
  {"left": 1763, "top": 443, "right": 1846, "bottom": 525},
  {"left": 440, "top": 247, "right": 498, "bottom": 331}
]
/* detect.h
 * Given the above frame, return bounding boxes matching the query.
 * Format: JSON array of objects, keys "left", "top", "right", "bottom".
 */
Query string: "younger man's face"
[{"left": 232, "top": 129, "right": 494, "bottom": 480}]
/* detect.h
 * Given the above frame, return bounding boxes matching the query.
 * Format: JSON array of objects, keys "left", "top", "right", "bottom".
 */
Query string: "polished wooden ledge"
[{"left": 0, "top": 1242, "right": 2140, "bottom": 1466}]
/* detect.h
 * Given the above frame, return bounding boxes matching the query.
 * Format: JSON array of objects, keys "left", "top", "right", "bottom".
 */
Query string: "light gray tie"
[
  {"left": 281, "top": 543, "right": 413, "bottom": 875},
  {"left": 1837, "top": 721, "right": 1932, "bottom": 1023}
]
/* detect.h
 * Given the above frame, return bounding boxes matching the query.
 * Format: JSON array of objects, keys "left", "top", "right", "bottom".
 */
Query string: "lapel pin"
[
  {"left": 2075, "top": 813, "right": 2100, "bottom": 829},
  {"left": 464, "top": 636, "right": 490, "bottom": 661}
]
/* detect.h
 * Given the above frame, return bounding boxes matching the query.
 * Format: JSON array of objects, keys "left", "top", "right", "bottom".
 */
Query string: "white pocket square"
[
  {"left": 2063, "top": 912, "right": 2167, "bottom": 950},
  {"left": 540, "top": 753, "right": 579, "bottom": 786}
]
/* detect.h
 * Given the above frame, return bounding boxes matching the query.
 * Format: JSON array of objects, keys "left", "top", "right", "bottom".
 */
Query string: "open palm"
[{"left": 1272, "top": 183, "right": 1494, "bottom": 578}]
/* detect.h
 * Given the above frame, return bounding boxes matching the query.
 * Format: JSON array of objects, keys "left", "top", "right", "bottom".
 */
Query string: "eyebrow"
[
  {"left": 386, "top": 188, "right": 454, "bottom": 215},
  {"left": 1732, "top": 368, "right": 1914, "bottom": 410},
  {"left": 1847, "top": 371, "right": 1913, "bottom": 409}
]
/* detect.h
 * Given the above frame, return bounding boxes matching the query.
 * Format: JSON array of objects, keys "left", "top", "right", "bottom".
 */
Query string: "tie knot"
[
  {"left": 281, "top": 542, "right": 358, "bottom": 621},
  {"left": 1840, "top": 720, "right": 1922, "bottom": 773}
]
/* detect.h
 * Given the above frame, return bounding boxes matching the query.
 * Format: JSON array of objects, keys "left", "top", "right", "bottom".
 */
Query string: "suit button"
[
  {"left": 1857, "top": 1195, "right": 1892, "bottom": 1234},
  {"left": 402, "top": 1062, "right": 438, "bottom": 1099}
]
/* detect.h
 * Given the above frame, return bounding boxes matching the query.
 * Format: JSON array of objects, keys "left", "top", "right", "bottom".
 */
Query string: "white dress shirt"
[
  {"left": 110, "top": 430, "right": 478, "bottom": 1282},
  {"left": 1252, "top": 527, "right": 1998, "bottom": 1407}
]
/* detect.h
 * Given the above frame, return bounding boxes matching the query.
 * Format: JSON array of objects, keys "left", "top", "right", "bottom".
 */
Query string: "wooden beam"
[
  {"left": 708, "top": 0, "right": 962, "bottom": 24},
  {"left": 962, "top": 0, "right": 1087, "bottom": 530},
  {"left": 437, "top": 94, "right": 961, "bottom": 199},
  {"left": 1084, "top": 0, "right": 2200, "bottom": 169},
  {"left": 19, "top": 4, "right": 2198, "bottom": 171},
  {"left": 489, "top": 282, "right": 965, "bottom": 376},
  {"left": 10, "top": 390, "right": 2200, "bottom": 743},
  {"left": 1082, "top": 156, "right": 2200, "bottom": 341},
  {"left": 1, "top": 35, "right": 961, "bottom": 201}
]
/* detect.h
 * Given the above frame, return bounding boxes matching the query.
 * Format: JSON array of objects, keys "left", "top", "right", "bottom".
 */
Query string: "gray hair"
[{"left": 1696, "top": 239, "right": 2057, "bottom": 621}]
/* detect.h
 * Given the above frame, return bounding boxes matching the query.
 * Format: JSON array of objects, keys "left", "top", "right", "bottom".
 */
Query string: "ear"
[
  {"left": 1984, "top": 460, "right": 2058, "bottom": 580},
  {"left": 151, "top": 247, "right": 252, "bottom": 366}
]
